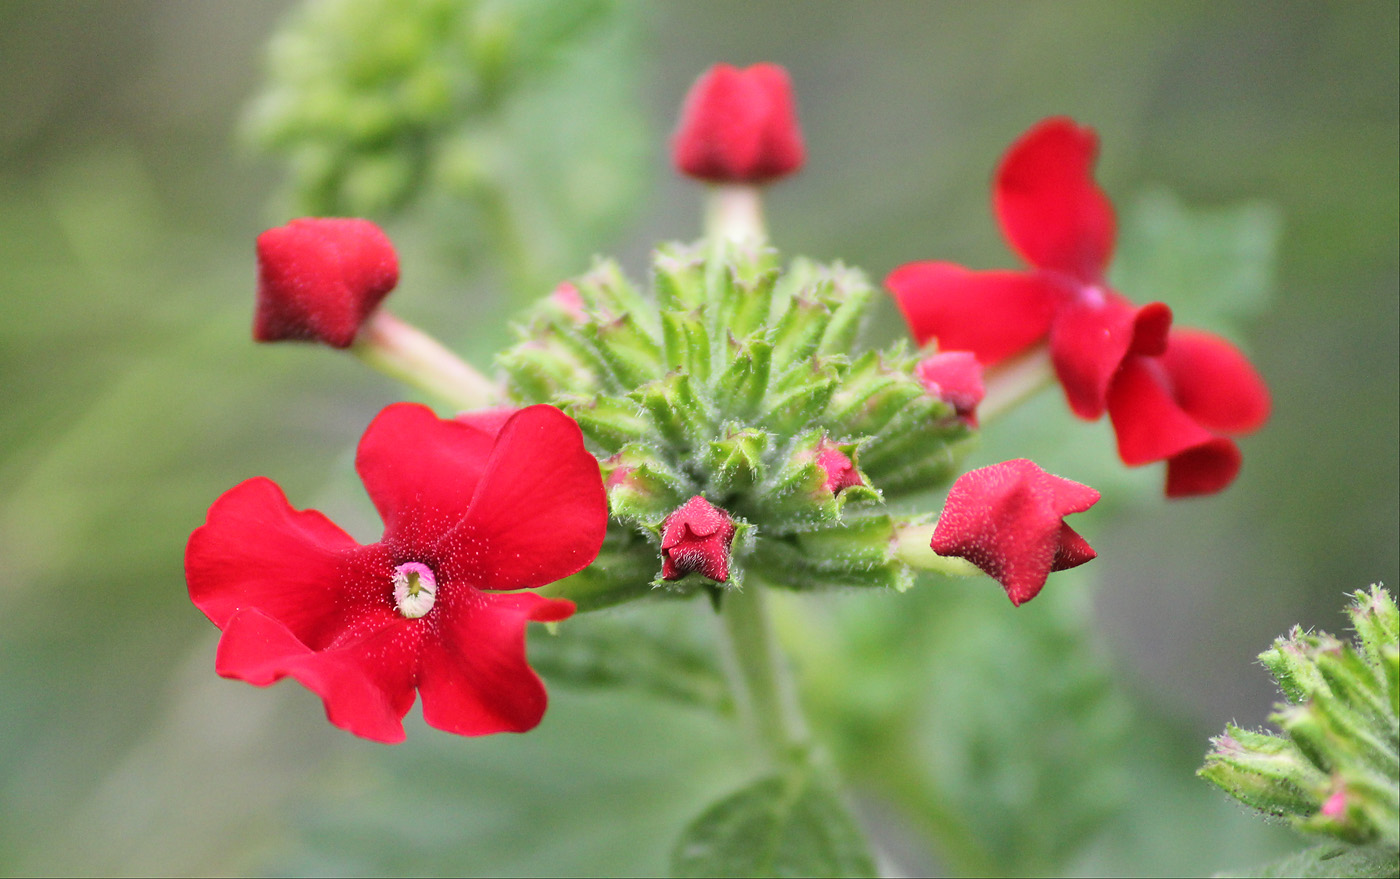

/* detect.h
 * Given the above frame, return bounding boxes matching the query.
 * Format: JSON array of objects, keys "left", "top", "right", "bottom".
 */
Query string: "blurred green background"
[{"left": 0, "top": 1, "right": 1395, "bottom": 876}]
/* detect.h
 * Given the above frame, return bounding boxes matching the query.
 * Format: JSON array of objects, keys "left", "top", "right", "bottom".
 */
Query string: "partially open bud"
[
  {"left": 915, "top": 351, "right": 986, "bottom": 426},
  {"left": 254, "top": 218, "right": 399, "bottom": 348},
  {"left": 660, "top": 496, "right": 737, "bottom": 583},
  {"left": 814, "top": 438, "right": 864, "bottom": 495},
  {"left": 672, "top": 63, "right": 805, "bottom": 185},
  {"left": 930, "top": 459, "right": 1099, "bottom": 606}
]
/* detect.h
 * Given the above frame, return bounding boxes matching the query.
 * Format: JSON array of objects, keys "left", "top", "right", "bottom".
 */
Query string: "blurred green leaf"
[
  {"left": 528, "top": 599, "right": 732, "bottom": 713},
  {"left": 1216, "top": 843, "right": 1400, "bottom": 879},
  {"left": 671, "top": 771, "right": 876, "bottom": 879},
  {"left": 247, "top": 0, "right": 650, "bottom": 297},
  {"left": 1110, "top": 188, "right": 1282, "bottom": 334}
]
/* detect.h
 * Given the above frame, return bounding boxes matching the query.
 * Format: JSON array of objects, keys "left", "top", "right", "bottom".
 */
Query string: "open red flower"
[
  {"left": 672, "top": 63, "right": 805, "bottom": 185},
  {"left": 930, "top": 459, "right": 1099, "bottom": 606},
  {"left": 254, "top": 217, "right": 399, "bottom": 348},
  {"left": 1108, "top": 329, "right": 1270, "bottom": 497},
  {"left": 185, "top": 403, "right": 607, "bottom": 743},
  {"left": 886, "top": 117, "right": 1170, "bottom": 420},
  {"left": 660, "top": 496, "right": 737, "bottom": 582}
]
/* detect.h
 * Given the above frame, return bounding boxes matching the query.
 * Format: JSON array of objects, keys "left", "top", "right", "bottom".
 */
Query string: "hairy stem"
[
  {"left": 716, "top": 585, "right": 809, "bottom": 766},
  {"left": 353, "top": 310, "right": 502, "bottom": 410}
]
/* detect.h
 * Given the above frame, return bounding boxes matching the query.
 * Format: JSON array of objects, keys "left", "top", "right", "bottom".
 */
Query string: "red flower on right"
[{"left": 886, "top": 118, "right": 1270, "bottom": 497}]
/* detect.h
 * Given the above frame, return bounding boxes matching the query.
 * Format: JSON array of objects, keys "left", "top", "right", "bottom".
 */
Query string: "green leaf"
[
  {"left": 1109, "top": 188, "right": 1282, "bottom": 333},
  {"left": 671, "top": 772, "right": 877, "bottom": 879},
  {"left": 1216, "top": 843, "right": 1400, "bottom": 879},
  {"left": 527, "top": 600, "right": 731, "bottom": 713}
]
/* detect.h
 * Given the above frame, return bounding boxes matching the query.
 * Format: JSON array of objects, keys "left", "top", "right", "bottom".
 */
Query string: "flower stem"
[
  {"left": 352, "top": 310, "right": 502, "bottom": 411},
  {"left": 705, "top": 183, "right": 767, "bottom": 244},
  {"left": 717, "top": 585, "right": 809, "bottom": 766},
  {"left": 979, "top": 343, "right": 1055, "bottom": 423},
  {"left": 892, "top": 521, "right": 982, "bottom": 578}
]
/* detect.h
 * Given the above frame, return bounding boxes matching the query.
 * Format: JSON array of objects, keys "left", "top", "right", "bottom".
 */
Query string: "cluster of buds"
[
  {"left": 186, "top": 59, "right": 1290, "bottom": 744},
  {"left": 1199, "top": 585, "right": 1399, "bottom": 849}
]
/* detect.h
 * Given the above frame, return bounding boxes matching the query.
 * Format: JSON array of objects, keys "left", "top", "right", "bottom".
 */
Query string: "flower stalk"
[
  {"left": 716, "top": 585, "right": 810, "bottom": 766},
  {"left": 353, "top": 311, "right": 502, "bottom": 410}
]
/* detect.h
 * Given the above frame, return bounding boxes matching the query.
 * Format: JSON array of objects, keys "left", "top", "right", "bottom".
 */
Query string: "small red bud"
[
  {"left": 814, "top": 439, "right": 864, "bottom": 494},
  {"left": 253, "top": 218, "right": 399, "bottom": 348},
  {"left": 672, "top": 63, "right": 805, "bottom": 185},
  {"left": 660, "top": 496, "right": 737, "bottom": 582},
  {"left": 915, "top": 351, "right": 985, "bottom": 426},
  {"left": 930, "top": 459, "right": 1099, "bottom": 606}
]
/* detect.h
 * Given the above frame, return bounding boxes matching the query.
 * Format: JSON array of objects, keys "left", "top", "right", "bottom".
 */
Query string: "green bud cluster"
[
  {"left": 504, "top": 240, "right": 974, "bottom": 610},
  {"left": 1199, "top": 585, "right": 1400, "bottom": 851},
  {"left": 245, "top": 0, "right": 619, "bottom": 215}
]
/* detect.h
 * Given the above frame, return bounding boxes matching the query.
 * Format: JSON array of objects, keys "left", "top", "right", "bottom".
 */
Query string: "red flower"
[
  {"left": 914, "top": 351, "right": 986, "bottom": 426},
  {"left": 886, "top": 118, "right": 1170, "bottom": 420},
  {"left": 185, "top": 403, "right": 608, "bottom": 743},
  {"left": 1108, "top": 329, "right": 1270, "bottom": 497},
  {"left": 814, "top": 440, "right": 865, "bottom": 495},
  {"left": 254, "top": 218, "right": 399, "bottom": 348},
  {"left": 930, "top": 459, "right": 1099, "bottom": 606},
  {"left": 660, "top": 496, "right": 737, "bottom": 582},
  {"left": 887, "top": 118, "right": 1269, "bottom": 496},
  {"left": 672, "top": 63, "right": 805, "bottom": 185}
]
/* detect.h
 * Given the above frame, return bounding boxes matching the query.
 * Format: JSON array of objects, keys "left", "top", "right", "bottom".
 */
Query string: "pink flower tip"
[
  {"left": 930, "top": 459, "right": 1100, "bottom": 606},
  {"left": 661, "top": 495, "right": 737, "bottom": 583},
  {"left": 1320, "top": 790, "right": 1348, "bottom": 818},
  {"left": 814, "top": 439, "right": 865, "bottom": 494},
  {"left": 672, "top": 63, "right": 805, "bottom": 185},
  {"left": 254, "top": 217, "right": 399, "bottom": 349},
  {"left": 914, "top": 351, "right": 986, "bottom": 426}
]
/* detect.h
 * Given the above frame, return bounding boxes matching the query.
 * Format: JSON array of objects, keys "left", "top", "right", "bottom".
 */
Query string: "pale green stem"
[
  {"left": 978, "top": 343, "right": 1055, "bottom": 424},
  {"left": 892, "top": 521, "right": 983, "bottom": 577},
  {"left": 705, "top": 183, "right": 767, "bottom": 244},
  {"left": 352, "top": 310, "right": 502, "bottom": 411},
  {"left": 716, "top": 585, "right": 809, "bottom": 766}
]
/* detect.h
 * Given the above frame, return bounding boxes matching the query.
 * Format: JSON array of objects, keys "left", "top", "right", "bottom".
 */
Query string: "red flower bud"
[
  {"left": 914, "top": 351, "right": 986, "bottom": 426},
  {"left": 660, "top": 495, "right": 737, "bottom": 582},
  {"left": 930, "top": 459, "right": 1099, "bottom": 606},
  {"left": 814, "top": 439, "right": 864, "bottom": 494},
  {"left": 253, "top": 218, "right": 399, "bottom": 348},
  {"left": 672, "top": 63, "right": 805, "bottom": 185}
]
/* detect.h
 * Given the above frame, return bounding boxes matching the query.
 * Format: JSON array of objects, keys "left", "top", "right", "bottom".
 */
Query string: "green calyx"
[
  {"left": 1199, "top": 585, "right": 1400, "bottom": 851},
  {"left": 501, "top": 240, "right": 974, "bottom": 610}
]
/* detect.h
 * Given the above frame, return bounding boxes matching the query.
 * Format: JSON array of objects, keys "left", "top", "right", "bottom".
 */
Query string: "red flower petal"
[
  {"left": 886, "top": 262, "right": 1056, "bottom": 364},
  {"left": 672, "top": 63, "right": 805, "bottom": 184},
  {"left": 443, "top": 405, "right": 608, "bottom": 591},
  {"left": 1107, "top": 355, "right": 1243, "bottom": 497},
  {"left": 356, "top": 402, "right": 500, "bottom": 552},
  {"left": 930, "top": 459, "right": 1100, "bottom": 606},
  {"left": 1158, "top": 329, "right": 1270, "bottom": 434},
  {"left": 253, "top": 218, "right": 399, "bottom": 348},
  {"left": 994, "top": 117, "right": 1115, "bottom": 283},
  {"left": 1048, "top": 292, "right": 1141, "bottom": 420},
  {"left": 1165, "top": 438, "right": 1242, "bottom": 498},
  {"left": 417, "top": 590, "right": 574, "bottom": 736},
  {"left": 215, "top": 606, "right": 421, "bottom": 744},
  {"left": 186, "top": 477, "right": 361, "bottom": 637}
]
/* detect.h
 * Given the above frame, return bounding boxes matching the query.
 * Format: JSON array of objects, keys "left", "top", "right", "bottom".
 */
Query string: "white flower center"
[{"left": 392, "top": 562, "right": 437, "bottom": 619}]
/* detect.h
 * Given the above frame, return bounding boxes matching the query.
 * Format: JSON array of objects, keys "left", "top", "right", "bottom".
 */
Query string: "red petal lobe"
[
  {"left": 356, "top": 403, "right": 500, "bottom": 553},
  {"left": 994, "top": 117, "right": 1115, "bottom": 282},
  {"left": 445, "top": 405, "right": 608, "bottom": 591},
  {"left": 417, "top": 590, "right": 575, "bottom": 736},
  {"left": 1159, "top": 330, "right": 1270, "bottom": 434},
  {"left": 886, "top": 263, "right": 1056, "bottom": 364},
  {"left": 215, "top": 607, "right": 420, "bottom": 744}
]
